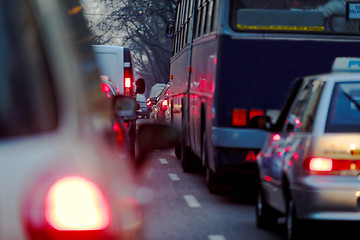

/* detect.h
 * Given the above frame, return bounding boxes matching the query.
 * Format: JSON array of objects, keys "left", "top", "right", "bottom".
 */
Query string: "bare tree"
[{"left": 82, "top": 0, "right": 176, "bottom": 95}]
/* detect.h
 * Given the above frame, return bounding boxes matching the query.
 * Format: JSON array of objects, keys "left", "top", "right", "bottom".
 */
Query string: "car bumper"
[{"left": 292, "top": 176, "right": 360, "bottom": 221}]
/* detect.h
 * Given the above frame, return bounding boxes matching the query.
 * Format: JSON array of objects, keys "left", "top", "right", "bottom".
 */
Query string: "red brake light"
[
  {"left": 161, "top": 99, "right": 169, "bottom": 111},
  {"left": 101, "top": 83, "right": 111, "bottom": 93},
  {"left": 309, "top": 158, "right": 333, "bottom": 172},
  {"left": 249, "top": 109, "right": 264, "bottom": 121},
  {"left": 124, "top": 69, "right": 133, "bottom": 96},
  {"left": 272, "top": 134, "right": 281, "bottom": 141},
  {"left": 232, "top": 109, "right": 247, "bottom": 126},
  {"left": 45, "top": 176, "right": 110, "bottom": 231},
  {"left": 125, "top": 78, "right": 131, "bottom": 88}
]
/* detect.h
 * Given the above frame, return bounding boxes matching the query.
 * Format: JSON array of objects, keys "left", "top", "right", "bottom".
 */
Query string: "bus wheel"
[
  {"left": 175, "top": 141, "right": 181, "bottom": 160},
  {"left": 205, "top": 167, "right": 223, "bottom": 194},
  {"left": 181, "top": 144, "right": 197, "bottom": 173}
]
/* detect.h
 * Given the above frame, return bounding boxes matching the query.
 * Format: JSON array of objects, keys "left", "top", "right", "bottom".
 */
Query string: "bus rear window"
[
  {"left": 325, "top": 82, "right": 360, "bottom": 132},
  {"left": 230, "top": 0, "right": 360, "bottom": 35}
]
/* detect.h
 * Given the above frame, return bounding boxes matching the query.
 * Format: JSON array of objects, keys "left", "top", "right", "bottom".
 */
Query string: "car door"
[{"left": 268, "top": 78, "right": 325, "bottom": 212}]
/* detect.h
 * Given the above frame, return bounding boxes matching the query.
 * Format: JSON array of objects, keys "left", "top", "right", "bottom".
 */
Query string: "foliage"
[{"left": 82, "top": 0, "right": 176, "bottom": 95}]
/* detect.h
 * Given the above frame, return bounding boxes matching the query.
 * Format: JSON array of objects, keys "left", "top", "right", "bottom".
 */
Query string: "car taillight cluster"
[
  {"left": 305, "top": 157, "right": 360, "bottom": 174},
  {"left": 24, "top": 176, "right": 111, "bottom": 240},
  {"left": 124, "top": 69, "right": 133, "bottom": 96},
  {"left": 161, "top": 99, "right": 169, "bottom": 111},
  {"left": 101, "top": 83, "right": 112, "bottom": 99},
  {"left": 45, "top": 176, "right": 110, "bottom": 231}
]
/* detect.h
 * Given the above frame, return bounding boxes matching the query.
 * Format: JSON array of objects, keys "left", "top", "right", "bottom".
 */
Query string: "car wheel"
[
  {"left": 285, "top": 198, "right": 300, "bottom": 240},
  {"left": 256, "top": 186, "right": 277, "bottom": 229}
]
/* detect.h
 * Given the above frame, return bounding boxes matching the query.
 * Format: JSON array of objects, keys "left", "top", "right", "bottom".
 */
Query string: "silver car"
[
  {"left": 0, "top": 0, "right": 177, "bottom": 239},
  {"left": 256, "top": 59, "right": 360, "bottom": 240}
]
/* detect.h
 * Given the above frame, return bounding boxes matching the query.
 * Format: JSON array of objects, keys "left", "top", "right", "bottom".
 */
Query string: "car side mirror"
[
  {"left": 250, "top": 115, "right": 272, "bottom": 130},
  {"left": 112, "top": 95, "right": 138, "bottom": 121},
  {"left": 135, "top": 124, "right": 179, "bottom": 169}
]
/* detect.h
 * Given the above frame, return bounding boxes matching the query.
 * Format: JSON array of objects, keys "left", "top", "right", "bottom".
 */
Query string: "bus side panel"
[
  {"left": 189, "top": 36, "right": 217, "bottom": 158},
  {"left": 169, "top": 47, "right": 190, "bottom": 137}
]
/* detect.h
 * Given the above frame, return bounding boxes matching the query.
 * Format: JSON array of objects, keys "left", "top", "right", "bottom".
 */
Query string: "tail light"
[
  {"left": 306, "top": 157, "right": 360, "bottom": 174},
  {"left": 161, "top": 99, "right": 169, "bottom": 111},
  {"left": 232, "top": 109, "right": 247, "bottom": 126},
  {"left": 46, "top": 176, "right": 110, "bottom": 230},
  {"left": 24, "top": 176, "right": 111, "bottom": 240},
  {"left": 146, "top": 99, "right": 152, "bottom": 107},
  {"left": 309, "top": 157, "right": 333, "bottom": 172},
  {"left": 249, "top": 109, "right": 264, "bottom": 121},
  {"left": 124, "top": 69, "right": 133, "bottom": 96},
  {"left": 272, "top": 134, "right": 281, "bottom": 141},
  {"left": 101, "top": 83, "right": 111, "bottom": 99},
  {"left": 232, "top": 108, "right": 265, "bottom": 127}
]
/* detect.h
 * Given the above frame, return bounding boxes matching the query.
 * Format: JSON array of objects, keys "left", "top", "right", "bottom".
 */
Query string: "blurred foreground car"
[
  {"left": 0, "top": 0, "right": 178, "bottom": 239},
  {"left": 256, "top": 57, "right": 360, "bottom": 240}
]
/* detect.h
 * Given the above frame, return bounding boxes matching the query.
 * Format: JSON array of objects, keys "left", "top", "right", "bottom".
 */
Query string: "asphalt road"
[{"left": 137, "top": 148, "right": 284, "bottom": 240}]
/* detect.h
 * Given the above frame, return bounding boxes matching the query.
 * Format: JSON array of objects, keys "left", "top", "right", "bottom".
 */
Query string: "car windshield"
[
  {"left": 230, "top": 0, "right": 360, "bottom": 35},
  {"left": 325, "top": 81, "right": 360, "bottom": 132}
]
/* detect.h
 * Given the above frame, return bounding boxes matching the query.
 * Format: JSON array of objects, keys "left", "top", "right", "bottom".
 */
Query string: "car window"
[
  {"left": 284, "top": 79, "right": 324, "bottom": 132},
  {"left": 0, "top": 1, "right": 58, "bottom": 138},
  {"left": 325, "top": 82, "right": 360, "bottom": 132}
]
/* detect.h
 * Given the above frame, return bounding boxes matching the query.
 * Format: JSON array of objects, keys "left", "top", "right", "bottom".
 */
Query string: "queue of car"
[
  {"left": 255, "top": 57, "right": 360, "bottom": 240},
  {"left": 0, "top": 1, "right": 178, "bottom": 240}
]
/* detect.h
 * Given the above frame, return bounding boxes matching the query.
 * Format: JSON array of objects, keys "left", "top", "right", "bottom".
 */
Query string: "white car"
[
  {"left": 256, "top": 58, "right": 360, "bottom": 240},
  {"left": 0, "top": 0, "right": 177, "bottom": 239}
]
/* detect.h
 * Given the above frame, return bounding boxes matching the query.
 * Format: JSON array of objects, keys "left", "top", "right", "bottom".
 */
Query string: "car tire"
[
  {"left": 256, "top": 186, "right": 277, "bottom": 229},
  {"left": 285, "top": 197, "right": 301, "bottom": 240}
]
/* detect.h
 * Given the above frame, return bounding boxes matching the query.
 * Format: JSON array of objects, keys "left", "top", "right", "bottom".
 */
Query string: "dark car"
[{"left": 136, "top": 94, "right": 151, "bottom": 118}]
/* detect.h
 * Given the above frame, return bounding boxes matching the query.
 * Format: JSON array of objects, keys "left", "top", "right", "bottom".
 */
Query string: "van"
[
  {"left": 93, "top": 45, "right": 138, "bottom": 156},
  {"left": 93, "top": 45, "right": 135, "bottom": 96}
]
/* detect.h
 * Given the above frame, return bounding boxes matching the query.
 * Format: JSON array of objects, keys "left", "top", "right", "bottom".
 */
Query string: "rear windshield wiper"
[{"left": 342, "top": 90, "right": 360, "bottom": 111}]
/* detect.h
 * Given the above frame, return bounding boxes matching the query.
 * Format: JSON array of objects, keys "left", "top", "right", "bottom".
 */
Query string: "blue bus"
[{"left": 166, "top": 0, "right": 360, "bottom": 193}]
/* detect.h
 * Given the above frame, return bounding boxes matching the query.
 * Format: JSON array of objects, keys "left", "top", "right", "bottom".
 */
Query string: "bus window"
[{"left": 230, "top": 0, "right": 360, "bottom": 34}]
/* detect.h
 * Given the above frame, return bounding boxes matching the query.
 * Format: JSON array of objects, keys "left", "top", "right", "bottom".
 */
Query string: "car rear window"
[
  {"left": 0, "top": 1, "right": 58, "bottom": 138},
  {"left": 325, "top": 82, "right": 360, "bottom": 132}
]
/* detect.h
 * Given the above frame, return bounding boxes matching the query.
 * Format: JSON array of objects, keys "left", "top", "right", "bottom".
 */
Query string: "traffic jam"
[{"left": 2, "top": 0, "right": 360, "bottom": 240}]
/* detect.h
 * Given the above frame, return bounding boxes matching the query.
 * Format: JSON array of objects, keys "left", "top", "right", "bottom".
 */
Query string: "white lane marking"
[
  {"left": 208, "top": 235, "right": 226, "bottom": 240},
  {"left": 159, "top": 158, "right": 168, "bottom": 164},
  {"left": 168, "top": 173, "right": 180, "bottom": 181},
  {"left": 183, "top": 195, "right": 201, "bottom": 208}
]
